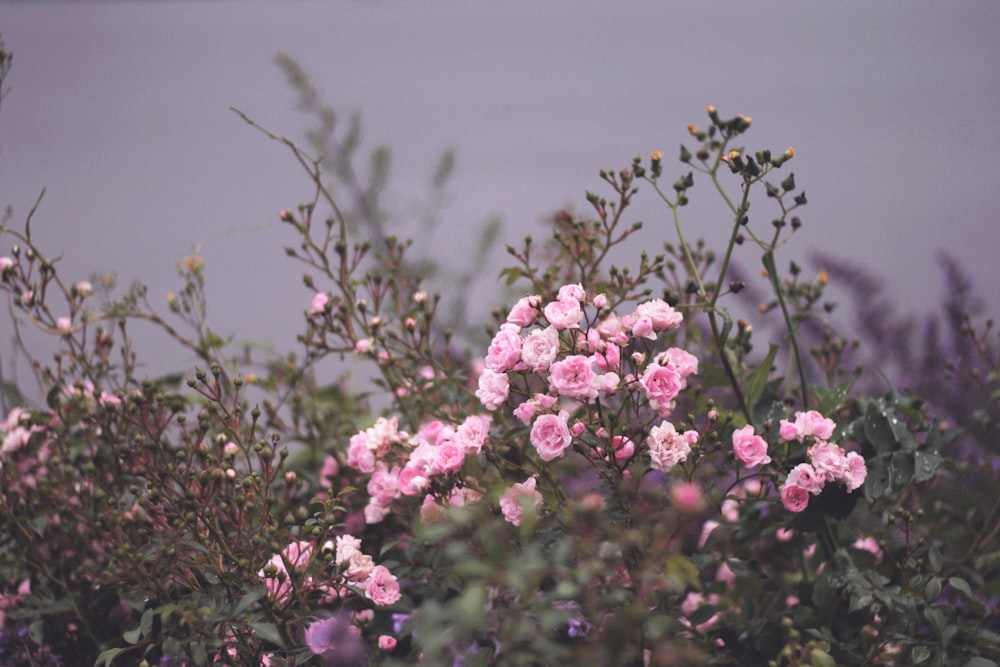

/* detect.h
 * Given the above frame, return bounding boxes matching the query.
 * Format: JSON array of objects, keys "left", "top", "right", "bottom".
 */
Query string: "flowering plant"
[{"left": 1, "top": 47, "right": 998, "bottom": 667}]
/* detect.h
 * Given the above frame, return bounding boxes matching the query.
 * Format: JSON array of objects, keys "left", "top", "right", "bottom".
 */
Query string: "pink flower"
[
  {"left": 731, "top": 425, "right": 772, "bottom": 468},
  {"left": 347, "top": 434, "right": 376, "bottom": 473},
  {"left": 778, "top": 419, "right": 799, "bottom": 441},
  {"left": 658, "top": 348, "right": 699, "bottom": 378},
  {"left": 500, "top": 476, "right": 543, "bottom": 526},
  {"left": 543, "top": 297, "right": 583, "bottom": 330},
  {"left": 0, "top": 257, "right": 13, "bottom": 274},
  {"left": 57, "top": 317, "right": 72, "bottom": 333},
  {"left": 455, "top": 414, "right": 491, "bottom": 454},
  {"left": 364, "top": 498, "right": 392, "bottom": 524},
  {"left": 592, "top": 293, "right": 609, "bottom": 309},
  {"left": 610, "top": 435, "right": 635, "bottom": 463},
  {"left": 842, "top": 451, "right": 867, "bottom": 491},
  {"left": 304, "top": 616, "right": 367, "bottom": 663},
  {"left": 431, "top": 443, "right": 465, "bottom": 475},
  {"left": 513, "top": 400, "right": 538, "bottom": 424},
  {"left": 507, "top": 295, "right": 541, "bottom": 327},
  {"left": 319, "top": 455, "right": 339, "bottom": 489},
  {"left": 475, "top": 369, "right": 510, "bottom": 410},
  {"left": 557, "top": 283, "right": 586, "bottom": 301},
  {"left": 310, "top": 292, "right": 329, "bottom": 314},
  {"left": 365, "top": 565, "right": 402, "bottom": 606},
  {"left": 521, "top": 326, "right": 560, "bottom": 371},
  {"left": 670, "top": 482, "right": 707, "bottom": 514},
  {"left": 367, "top": 465, "right": 400, "bottom": 504},
  {"left": 786, "top": 463, "right": 824, "bottom": 494},
  {"left": 780, "top": 483, "right": 810, "bottom": 512},
  {"left": 485, "top": 323, "right": 523, "bottom": 372},
  {"left": 648, "top": 421, "right": 693, "bottom": 472},
  {"left": 530, "top": 411, "right": 572, "bottom": 461},
  {"left": 640, "top": 363, "right": 684, "bottom": 415},
  {"left": 397, "top": 465, "right": 429, "bottom": 496},
  {"left": 593, "top": 340, "right": 621, "bottom": 371},
  {"left": 808, "top": 441, "right": 847, "bottom": 482},
  {"left": 548, "top": 355, "right": 599, "bottom": 401},
  {"left": 797, "top": 410, "right": 836, "bottom": 440},
  {"left": 631, "top": 299, "right": 683, "bottom": 338},
  {"left": 378, "top": 635, "right": 397, "bottom": 651}
]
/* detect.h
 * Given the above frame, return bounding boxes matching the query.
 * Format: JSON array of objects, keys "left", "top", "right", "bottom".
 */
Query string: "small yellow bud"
[
  {"left": 761, "top": 268, "right": 769, "bottom": 278},
  {"left": 706, "top": 105, "right": 716, "bottom": 114},
  {"left": 818, "top": 269, "right": 829, "bottom": 284},
  {"left": 785, "top": 147, "right": 795, "bottom": 158},
  {"left": 728, "top": 150, "right": 741, "bottom": 161},
  {"left": 244, "top": 373, "right": 257, "bottom": 383},
  {"left": 167, "top": 293, "right": 176, "bottom": 304},
  {"left": 651, "top": 150, "right": 663, "bottom": 161},
  {"left": 687, "top": 125, "right": 700, "bottom": 135}
]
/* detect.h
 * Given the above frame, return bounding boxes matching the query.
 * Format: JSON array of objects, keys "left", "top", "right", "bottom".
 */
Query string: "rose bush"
[{"left": 0, "top": 45, "right": 997, "bottom": 667}]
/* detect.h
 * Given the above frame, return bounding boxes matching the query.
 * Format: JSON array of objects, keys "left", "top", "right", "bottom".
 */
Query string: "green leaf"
[
  {"left": 948, "top": 576, "right": 974, "bottom": 600},
  {"left": 232, "top": 589, "right": 266, "bottom": 616},
  {"left": 250, "top": 621, "right": 285, "bottom": 647},
  {"left": 975, "top": 549, "right": 1000, "bottom": 574},
  {"left": 928, "top": 544, "right": 943, "bottom": 573},
  {"left": 499, "top": 266, "right": 524, "bottom": 286},
  {"left": 889, "top": 450, "right": 915, "bottom": 488},
  {"left": 745, "top": 344, "right": 779, "bottom": 411},
  {"left": 810, "top": 648, "right": 836, "bottom": 667},
  {"left": 925, "top": 577, "right": 941, "bottom": 602},
  {"left": 95, "top": 648, "right": 128, "bottom": 666},
  {"left": 914, "top": 450, "right": 943, "bottom": 483},
  {"left": 863, "top": 402, "right": 898, "bottom": 454},
  {"left": 863, "top": 454, "right": 890, "bottom": 502},
  {"left": 911, "top": 645, "right": 932, "bottom": 664}
]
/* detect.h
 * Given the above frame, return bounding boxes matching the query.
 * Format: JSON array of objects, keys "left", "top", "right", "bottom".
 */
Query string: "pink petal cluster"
[
  {"left": 731, "top": 425, "right": 772, "bottom": 468},
  {"left": 530, "top": 410, "right": 572, "bottom": 461},
  {"left": 499, "top": 476, "right": 544, "bottom": 526},
  {"left": 648, "top": 421, "right": 698, "bottom": 472},
  {"left": 777, "top": 411, "right": 867, "bottom": 512}
]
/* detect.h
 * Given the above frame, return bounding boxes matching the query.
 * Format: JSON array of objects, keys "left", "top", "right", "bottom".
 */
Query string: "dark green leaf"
[
  {"left": 914, "top": 450, "right": 943, "bottom": 483},
  {"left": 911, "top": 645, "right": 931, "bottom": 664},
  {"left": 864, "top": 454, "right": 890, "bottom": 502},
  {"left": 889, "top": 450, "right": 915, "bottom": 488},
  {"left": 925, "top": 577, "right": 941, "bottom": 602},
  {"left": 95, "top": 648, "right": 128, "bottom": 666},
  {"left": 863, "top": 402, "right": 898, "bottom": 454},
  {"left": 962, "top": 659, "right": 1000, "bottom": 667},
  {"left": 928, "top": 544, "right": 943, "bottom": 573},
  {"left": 745, "top": 344, "right": 779, "bottom": 412},
  {"left": 948, "top": 576, "right": 974, "bottom": 600},
  {"left": 250, "top": 621, "right": 285, "bottom": 647}
]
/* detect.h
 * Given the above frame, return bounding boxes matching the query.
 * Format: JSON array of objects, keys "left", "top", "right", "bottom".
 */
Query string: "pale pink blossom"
[
  {"left": 355, "top": 338, "right": 373, "bottom": 354},
  {"left": 431, "top": 443, "right": 465, "bottom": 475},
  {"left": 310, "top": 292, "right": 329, "bottom": 314},
  {"left": 593, "top": 341, "right": 621, "bottom": 371},
  {"left": 657, "top": 347, "right": 699, "bottom": 378},
  {"left": 365, "top": 566, "right": 402, "bottom": 606},
  {"left": 485, "top": 323, "right": 523, "bottom": 372},
  {"left": 670, "top": 482, "right": 706, "bottom": 513},
  {"left": 367, "top": 465, "right": 400, "bottom": 504},
  {"left": 347, "top": 434, "right": 376, "bottom": 473},
  {"left": 455, "top": 414, "right": 491, "bottom": 454},
  {"left": 842, "top": 451, "right": 867, "bottom": 491},
  {"left": 592, "top": 293, "right": 608, "bottom": 309},
  {"left": 397, "top": 465, "right": 429, "bottom": 496},
  {"left": 781, "top": 410, "right": 836, "bottom": 442},
  {"left": 557, "top": 283, "right": 586, "bottom": 301},
  {"left": 543, "top": 297, "right": 583, "bottom": 330},
  {"left": 0, "top": 257, "right": 13, "bottom": 273},
  {"left": 731, "top": 425, "right": 772, "bottom": 468},
  {"left": 786, "top": 462, "right": 824, "bottom": 494},
  {"left": 530, "top": 411, "right": 572, "bottom": 461},
  {"left": 548, "top": 355, "right": 599, "bottom": 401},
  {"left": 632, "top": 299, "right": 683, "bottom": 338},
  {"left": 335, "top": 535, "right": 363, "bottom": 564},
  {"left": 640, "top": 363, "right": 684, "bottom": 415},
  {"left": 648, "top": 421, "right": 693, "bottom": 472},
  {"left": 378, "top": 635, "right": 397, "bottom": 651},
  {"left": 513, "top": 400, "right": 538, "bottom": 424},
  {"left": 499, "top": 476, "right": 543, "bottom": 526},
  {"left": 780, "top": 483, "right": 810, "bottom": 512},
  {"left": 507, "top": 295, "right": 541, "bottom": 327},
  {"left": 520, "top": 326, "right": 560, "bottom": 371},
  {"left": 610, "top": 435, "right": 635, "bottom": 463},
  {"left": 475, "top": 369, "right": 510, "bottom": 410},
  {"left": 808, "top": 441, "right": 848, "bottom": 482},
  {"left": 319, "top": 455, "right": 339, "bottom": 489},
  {"left": 364, "top": 498, "right": 392, "bottom": 524},
  {"left": 57, "top": 317, "right": 72, "bottom": 333}
]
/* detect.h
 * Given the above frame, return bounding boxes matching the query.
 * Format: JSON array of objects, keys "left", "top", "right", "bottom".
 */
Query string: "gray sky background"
[{"left": 2, "top": 1, "right": 999, "bottom": 385}]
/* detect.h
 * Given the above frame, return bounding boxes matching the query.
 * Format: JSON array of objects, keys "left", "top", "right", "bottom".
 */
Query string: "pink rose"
[
  {"left": 778, "top": 419, "right": 799, "bottom": 441},
  {"left": 367, "top": 466, "right": 400, "bottom": 504},
  {"left": 365, "top": 565, "right": 402, "bottom": 606},
  {"left": 632, "top": 299, "right": 683, "bottom": 334},
  {"left": 670, "top": 482, "right": 707, "bottom": 514},
  {"left": 780, "top": 483, "right": 810, "bottom": 512},
  {"left": 647, "top": 421, "right": 693, "bottom": 472},
  {"left": 364, "top": 499, "right": 391, "bottom": 524},
  {"left": 795, "top": 410, "right": 836, "bottom": 440},
  {"left": 397, "top": 465, "right": 429, "bottom": 496},
  {"left": 594, "top": 341, "right": 621, "bottom": 371},
  {"left": 455, "top": 414, "right": 491, "bottom": 454},
  {"left": 499, "top": 476, "right": 543, "bottom": 526},
  {"left": 640, "top": 363, "right": 684, "bottom": 415},
  {"left": 557, "top": 283, "right": 586, "bottom": 301},
  {"left": 842, "top": 451, "right": 867, "bottom": 491},
  {"left": 548, "top": 355, "right": 599, "bottom": 401},
  {"left": 378, "top": 635, "right": 398, "bottom": 651},
  {"left": 530, "top": 411, "right": 572, "bottom": 461},
  {"left": 485, "top": 323, "right": 523, "bottom": 372},
  {"left": 310, "top": 292, "right": 329, "bottom": 314},
  {"left": 731, "top": 425, "right": 772, "bottom": 468},
  {"left": 506, "top": 295, "right": 540, "bottom": 327},
  {"left": 521, "top": 326, "right": 560, "bottom": 372},
  {"left": 658, "top": 347, "right": 699, "bottom": 378},
  {"left": 475, "top": 369, "right": 510, "bottom": 410},
  {"left": 786, "top": 462, "right": 824, "bottom": 494},
  {"left": 513, "top": 400, "right": 538, "bottom": 424},
  {"left": 431, "top": 443, "right": 465, "bottom": 475},
  {"left": 808, "top": 441, "right": 847, "bottom": 482},
  {"left": 543, "top": 297, "right": 583, "bottom": 330}
]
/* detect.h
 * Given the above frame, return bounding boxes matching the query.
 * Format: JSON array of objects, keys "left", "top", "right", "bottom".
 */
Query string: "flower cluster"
[{"left": 777, "top": 410, "right": 867, "bottom": 512}]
